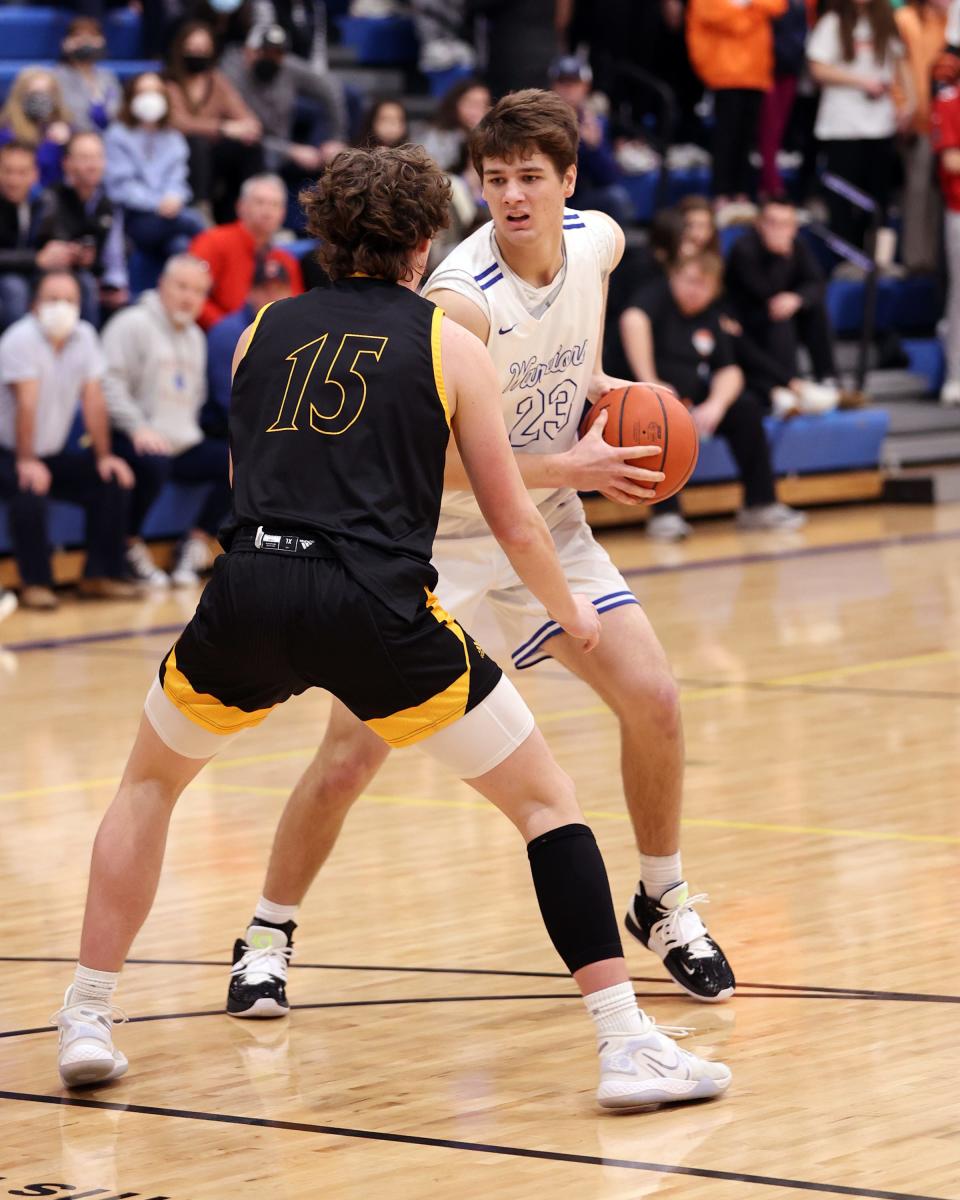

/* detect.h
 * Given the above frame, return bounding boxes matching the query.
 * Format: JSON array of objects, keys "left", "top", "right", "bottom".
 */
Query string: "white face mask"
[
  {"left": 37, "top": 300, "right": 80, "bottom": 340},
  {"left": 130, "top": 91, "right": 168, "bottom": 124}
]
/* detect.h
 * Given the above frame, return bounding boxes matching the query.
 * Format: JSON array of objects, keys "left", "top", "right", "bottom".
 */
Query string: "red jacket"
[
  {"left": 189, "top": 221, "right": 304, "bottom": 331},
  {"left": 687, "top": 0, "right": 787, "bottom": 91},
  {"left": 932, "top": 84, "right": 960, "bottom": 212}
]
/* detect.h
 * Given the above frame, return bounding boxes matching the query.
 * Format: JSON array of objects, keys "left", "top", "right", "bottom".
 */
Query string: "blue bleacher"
[{"left": 336, "top": 16, "right": 417, "bottom": 66}]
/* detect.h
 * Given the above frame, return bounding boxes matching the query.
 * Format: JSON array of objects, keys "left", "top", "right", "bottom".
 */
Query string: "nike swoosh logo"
[{"left": 498, "top": 324, "right": 517, "bottom": 335}]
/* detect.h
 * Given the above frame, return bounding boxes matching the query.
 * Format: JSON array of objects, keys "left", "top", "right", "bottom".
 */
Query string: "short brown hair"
[
  {"left": 669, "top": 249, "right": 724, "bottom": 280},
  {"left": 300, "top": 145, "right": 451, "bottom": 283},
  {"left": 470, "top": 89, "right": 578, "bottom": 179}
]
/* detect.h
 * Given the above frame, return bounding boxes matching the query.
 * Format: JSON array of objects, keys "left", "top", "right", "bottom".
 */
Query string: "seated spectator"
[
  {"left": 620, "top": 251, "right": 806, "bottom": 538},
  {"left": 104, "top": 254, "right": 227, "bottom": 588},
  {"left": 0, "top": 143, "right": 61, "bottom": 330},
  {"left": 0, "top": 68, "right": 73, "bottom": 189},
  {"left": 932, "top": 48, "right": 960, "bottom": 404},
  {"left": 549, "top": 56, "right": 633, "bottom": 226},
  {"left": 357, "top": 98, "right": 409, "bottom": 149},
  {"left": 806, "top": 0, "right": 913, "bottom": 253},
  {"left": 686, "top": 0, "right": 786, "bottom": 222},
  {"left": 676, "top": 194, "right": 722, "bottom": 255},
  {"left": 0, "top": 269, "right": 136, "bottom": 610},
  {"left": 105, "top": 72, "right": 206, "bottom": 263},
  {"left": 37, "top": 131, "right": 128, "bottom": 328},
  {"left": 165, "top": 20, "right": 263, "bottom": 223},
  {"left": 725, "top": 195, "right": 842, "bottom": 408},
  {"left": 420, "top": 77, "right": 490, "bottom": 174},
  {"left": 189, "top": 173, "right": 303, "bottom": 330},
  {"left": 55, "top": 16, "right": 122, "bottom": 134},
  {"left": 204, "top": 255, "right": 294, "bottom": 431},
  {"left": 220, "top": 22, "right": 347, "bottom": 184}
]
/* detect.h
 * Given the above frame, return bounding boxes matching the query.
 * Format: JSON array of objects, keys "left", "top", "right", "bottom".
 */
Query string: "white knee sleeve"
[{"left": 417, "top": 675, "right": 535, "bottom": 779}]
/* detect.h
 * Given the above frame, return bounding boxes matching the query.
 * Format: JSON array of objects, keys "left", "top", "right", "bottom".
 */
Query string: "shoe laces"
[
  {"left": 50, "top": 1001, "right": 128, "bottom": 1027},
  {"left": 654, "top": 892, "right": 717, "bottom": 960},
  {"left": 178, "top": 537, "right": 210, "bottom": 572},
  {"left": 232, "top": 942, "right": 291, "bottom": 982}
]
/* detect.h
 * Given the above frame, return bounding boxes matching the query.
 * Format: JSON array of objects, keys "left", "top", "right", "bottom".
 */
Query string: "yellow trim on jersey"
[
  {"left": 161, "top": 646, "right": 276, "bottom": 735},
  {"left": 237, "top": 301, "right": 275, "bottom": 364},
  {"left": 365, "top": 589, "right": 470, "bottom": 747},
  {"left": 430, "top": 305, "right": 451, "bottom": 428}
]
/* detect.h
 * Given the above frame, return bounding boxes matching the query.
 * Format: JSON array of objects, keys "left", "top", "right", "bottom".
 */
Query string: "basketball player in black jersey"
[{"left": 52, "top": 145, "right": 730, "bottom": 1109}]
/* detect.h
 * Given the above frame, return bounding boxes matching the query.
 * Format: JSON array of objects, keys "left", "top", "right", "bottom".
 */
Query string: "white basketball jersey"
[{"left": 425, "top": 208, "right": 616, "bottom": 536}]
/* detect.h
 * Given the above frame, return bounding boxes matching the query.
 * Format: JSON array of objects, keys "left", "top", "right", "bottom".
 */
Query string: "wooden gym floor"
[{"left": 1, "top": 502, "right": 958, "bottom": 1200}]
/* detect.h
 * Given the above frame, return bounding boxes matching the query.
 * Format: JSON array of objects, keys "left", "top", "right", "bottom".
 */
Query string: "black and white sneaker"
[
  {"left": 625, "top": 882, "right": 735, "bottom": 1003},
  {"left": 226, "top": 920, "right": 295, "bottom": 1018}
]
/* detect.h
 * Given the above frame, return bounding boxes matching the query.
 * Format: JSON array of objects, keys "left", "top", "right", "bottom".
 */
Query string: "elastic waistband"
[{"left": 232, "top": 526, "right": 337, "bottom": 558}]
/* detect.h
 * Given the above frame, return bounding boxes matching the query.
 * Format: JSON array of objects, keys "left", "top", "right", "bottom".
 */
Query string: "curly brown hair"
[
  {"left": 300, "top": 145, "right": 451, "bottom": 283},
  {"left": 469, "top": 89, "right": 578, "bottom": 180}
]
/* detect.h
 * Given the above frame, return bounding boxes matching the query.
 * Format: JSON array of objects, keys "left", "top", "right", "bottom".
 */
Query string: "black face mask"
[
  {"left": 182, "top": 54, "right": 213, "bottom": 75},
  {"left": 68, "top": 43, "right": 103, "bottom": 63},
  {"left": 252, "top": 58, "right": 281, "bottom": 84}
]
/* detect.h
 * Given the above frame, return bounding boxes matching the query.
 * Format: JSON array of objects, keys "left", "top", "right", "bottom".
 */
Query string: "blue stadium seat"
[
  {"left": 902, "top": 337, "right": 944, "bottom": 395},
  {"left": 689, "top": 433, "right": 739, "bottom": 482},
  {"left": 620, "top": 173, "right": 657, "bottom": 223},
  {"left": 0, "top": 8, "right": 67, "bottom": 61},
  {"left": 0, "top": 60, "right": 160, "bottom": 103},
  {"left": 104, "top": 9, "right": 143, "bottom": 60},
  {"left": 424, "top": 65, "right": 473, "bottom": 99},
  {"left": 336, "top": 16, "right": 418, "bottom": 65}
]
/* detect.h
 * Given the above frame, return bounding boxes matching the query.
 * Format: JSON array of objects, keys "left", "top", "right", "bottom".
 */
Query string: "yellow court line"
[
  {"left": 768, "top": 649, "right": 960, "bottom": 688},
  {"left": 201, "top": 783, "right": 960, "bottom": 847}
]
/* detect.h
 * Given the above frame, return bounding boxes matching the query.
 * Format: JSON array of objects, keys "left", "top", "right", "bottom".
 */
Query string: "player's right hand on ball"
[
  {"left": 558, "top": 594, "right": 601, "bottom": 651},
  {"left": 565, "top": 409, "right": 664, "bottom": 505}
]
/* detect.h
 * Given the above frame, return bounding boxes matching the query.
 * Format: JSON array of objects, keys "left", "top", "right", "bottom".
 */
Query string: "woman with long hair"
[
  {"left": 0, "top": 67, "right": 72, "bottom": 187},
  {"left": 105, "top": 72, "right": 206, "bottom": 261},
  {"left": 164, "top": 20, "right": 263, "bottom": 223},
  {"left": 420, "top": 77, "right": 491, "bottom": 173},
  {"left": 807, "top": 0, "right": 915, "bottom": 251},
  {"left": 356, "top": 98, "right": 409, "bottom": 150}
]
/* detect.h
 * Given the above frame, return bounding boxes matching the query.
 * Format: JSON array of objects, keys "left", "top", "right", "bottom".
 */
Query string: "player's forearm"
[
  {"left": 81, "top": 384, "right": 112, "bottom": 459},
  {"left": 494, "top": 505, "right": 580, "bottom": 626},
  {"left": 444, "top": 441, "right": 569, "bottom": 492},
  {"left": 13, "top": 385, "right": 38, "bottom": 460}
]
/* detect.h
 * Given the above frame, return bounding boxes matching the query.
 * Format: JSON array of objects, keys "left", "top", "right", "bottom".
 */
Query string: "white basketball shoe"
[
  {"left": 596, "top": 1017, "right": 731, "bottom": 1110},
  {"left": 54, "top": 991, "right": 128, "bottom": 1088}
]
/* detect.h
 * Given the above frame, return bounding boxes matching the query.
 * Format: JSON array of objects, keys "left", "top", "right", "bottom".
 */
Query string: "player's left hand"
[{"left": 97, "top": 454, "right": 135, "bottom": 489}]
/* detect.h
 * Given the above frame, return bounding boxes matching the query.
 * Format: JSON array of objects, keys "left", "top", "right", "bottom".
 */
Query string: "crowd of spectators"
[{"left": 3, "top": 0, "right": 960, "bottom": 617}]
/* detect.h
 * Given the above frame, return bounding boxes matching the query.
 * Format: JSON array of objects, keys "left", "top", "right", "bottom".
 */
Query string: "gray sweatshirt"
[{"left": 102, "top": 290, "right": 207, "bottom": 456}]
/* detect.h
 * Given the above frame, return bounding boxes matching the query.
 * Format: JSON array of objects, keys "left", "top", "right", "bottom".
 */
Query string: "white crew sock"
[
  {"left": 67, "top": 964, "right": 119, "bottom": 1007},
  {"left": 639, "top": 852, "right": 683, "bottom": 902},
  {"left": 584, "top": 982, "right": 649, "bottom": 1037},
  {"left": 253, "top": 896, "right": 299, "bottom": 926}
]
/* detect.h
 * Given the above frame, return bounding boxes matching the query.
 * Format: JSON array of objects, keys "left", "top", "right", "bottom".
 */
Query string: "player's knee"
[
  {"left": 308, "top": 737, "right": 387, "bottom": 805},
  {"left": 621, "top": 669, "right": 682, "bottom": 739}
]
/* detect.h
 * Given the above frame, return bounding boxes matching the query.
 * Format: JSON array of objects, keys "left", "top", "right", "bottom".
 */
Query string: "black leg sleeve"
[{"left": 527, "top": 823, "right": 624, "bottom": 974}]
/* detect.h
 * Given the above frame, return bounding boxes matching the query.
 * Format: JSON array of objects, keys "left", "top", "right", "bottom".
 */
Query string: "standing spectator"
[
  {"left": 104, "top": 72, "right": 206, "bottom": 263},
  {"left": 758, "top": 0, "right": 810, "bottom": 199},
  {"left": 220, "top": 22, "right": 347, "bottom": 181},
  {"left": 165, "top": 21, "right": 263, "bottom": 223},
  {"left": 204, "top": 256, "right": 294, "bottom": 431},
  {"left": 189, "top": 173, "right": 303, "bottom": 329},
  {"left": 895, "top": 0, "right": 949, "bottom": 272},
  {"left": 931, "top": 49, "right": 960, "bottom": 403},
  {"left": 807, "top": 0, "right": 914, "bottom": 253},
  {"left": 687, "top": 0, "right": 787, "bottom": 221},
  {"left": 0, "top": 143, "right": 69, "bottom": 330},
  {"left": 104, "top": 255, "right": 227, "bottom": 588},
  {"left": 0, "top": 68, "right": 73, "bottom": 189},
  {"left": 548, "top": 56, "right": 634, "bottom": 225},
  {"left": 620, "top": 252, "right": 806, "bottom": 534},
  {"left": 37, "top": 131, "right": 128, "bottom": 328},
  {"left": 0, "top": 270, "right": 136, "bottom": 610},
  {"left": 725, "top": 195, "right": 841, "bottom": 400},
  {"left": 474, "top": 0, "right": 561, "bottom": 98},
  {"left": 356, "top": 98, "right": 410, "bottom": 150},
  {"left": 55, "top": 16, "right": 122, "bottom": 134}
]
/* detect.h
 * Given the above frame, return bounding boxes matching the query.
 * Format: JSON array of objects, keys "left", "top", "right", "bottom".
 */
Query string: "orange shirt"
[
  {"left": 895, "top": 5, "right": 947, "bottom": 133},
  {"left": 190, "top": 221, "right": 304, "bottom": 331},
  {"left": 687, "top": 0, "right": 788, "bottom": 91}
]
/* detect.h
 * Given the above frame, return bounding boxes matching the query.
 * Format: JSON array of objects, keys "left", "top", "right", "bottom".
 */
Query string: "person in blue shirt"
[{"left": 203, "top": 255, "right": 293, "bottom": 435}]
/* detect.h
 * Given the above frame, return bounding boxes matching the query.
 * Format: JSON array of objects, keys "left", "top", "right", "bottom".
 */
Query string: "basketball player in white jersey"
[{"left": 224, "top": 90, "right": 735, "bottom": 1021}]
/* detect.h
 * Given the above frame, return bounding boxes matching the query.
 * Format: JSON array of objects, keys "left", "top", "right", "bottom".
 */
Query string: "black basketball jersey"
[{"left": 225, "top": 277, "right": 451, "bottom": 619}]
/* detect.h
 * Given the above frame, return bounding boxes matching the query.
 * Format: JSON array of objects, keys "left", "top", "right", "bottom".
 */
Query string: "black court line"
[
  {"left": 2, "top": 955, "right": 957, "bottom": 1005},
  {"left": 6, "top": 526, "right": 960, "bottom": 657},
  {"left": 0, "top": 1090, "right": 952, "bottom": 1200}
]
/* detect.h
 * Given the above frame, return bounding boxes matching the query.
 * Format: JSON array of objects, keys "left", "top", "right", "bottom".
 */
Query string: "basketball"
[{"left": 579, "top": 383, "right": 699, "bottom": 504}]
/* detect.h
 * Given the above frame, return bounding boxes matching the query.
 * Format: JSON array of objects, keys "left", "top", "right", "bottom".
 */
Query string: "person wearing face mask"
[
  {"left": 165, "top": 20, "right": 263, "bottom": 224},
  {"left": 55, "top": 16, "right": 122, "bottom": 134},
  {"left": 105, "top": 72, "right": 206, "bottom": 264},
  {"left": 0, "top": 67, "right": 73, "bottom": 189},
  {"left": 103, "top": 254, "right": 228, "bottom": 589},
  {"left": 0, "top": 269, "right": 137, "bottom": 610},
  {"left": 220, "top": 23, "right": 347, "bottom": 187}
]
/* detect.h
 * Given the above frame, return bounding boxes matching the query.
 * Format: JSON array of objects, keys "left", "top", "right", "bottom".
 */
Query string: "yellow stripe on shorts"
[{"left": 161, "top": 646, "right": 276, "bottom": 736}]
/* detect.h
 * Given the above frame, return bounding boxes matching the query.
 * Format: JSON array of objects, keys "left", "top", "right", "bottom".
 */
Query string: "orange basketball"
[{"left": 579, "top": 384, "right": 699, "bottom": 505}]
